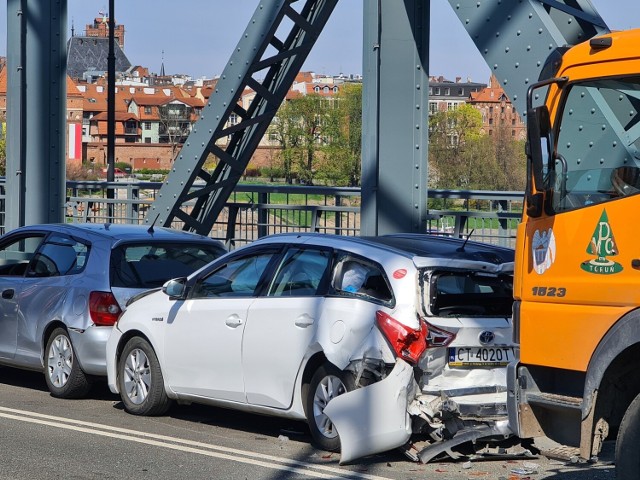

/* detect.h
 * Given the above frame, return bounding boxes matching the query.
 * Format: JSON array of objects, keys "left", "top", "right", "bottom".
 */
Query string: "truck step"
[{"left": 527, "top": 392, "right": 582, "bottom": 411}]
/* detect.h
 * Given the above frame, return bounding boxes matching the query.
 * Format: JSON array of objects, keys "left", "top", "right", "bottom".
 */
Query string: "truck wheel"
[
  {"left": 305, "top": 363, "right": 355, "bottom": 452},
  {"left": 616, "top": 391, "right": 640, "bottom": 479}
]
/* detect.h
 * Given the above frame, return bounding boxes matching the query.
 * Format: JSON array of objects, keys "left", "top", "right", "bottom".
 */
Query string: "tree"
[
  {"left": 428, "top": 105, "right": 526, "bottom": 191},
  {"left": 428, "top": 104, "right": 485, "bottom": 189},
  {"left": 492, "top": 124, "right": 526, "bottom": 190},
  {"left": 319, "top": 83, "right": 362, "bottom": 186},
  {"left": 290, "top": 94, "right": 325, "bottom": 185},
  {"left": 0, "top": 136, "right": 5, "bottom": 176},
  {"left": 159, "top": 100, "right": 193, "bottom": 158},
  {"left": 268, "top": 100, "right": 301, "bottom": 184}
]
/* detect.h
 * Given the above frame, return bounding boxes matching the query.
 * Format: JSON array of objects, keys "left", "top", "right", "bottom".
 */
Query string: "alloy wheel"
[
  {"left": 122, "top": 348, "right": 151, "bottom": 405},
  {"left": 312, "top": 374, "right": 346, "bottom": 439}
]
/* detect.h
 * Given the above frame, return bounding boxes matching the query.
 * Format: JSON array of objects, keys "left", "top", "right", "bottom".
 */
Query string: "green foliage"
[
  {"left": 115, "top": 161, "right": 132, "bottom": 173},
  {"left": 318, "top": 83, "right": 362, "bottom": 186},
  {"left": 136, "top": 168, "right": 170, "bottom": 175},
  {"left": 428, "top": 106, "right": 525, "bottom": 191},
  {"left": 0, "top": 137, "right": 5, "bottom": 176},
  {"left": 269, "top": 84, "right": 363, "bottom": 186}
]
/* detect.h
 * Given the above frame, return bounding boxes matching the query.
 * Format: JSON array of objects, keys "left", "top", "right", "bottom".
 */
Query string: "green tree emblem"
[{"left": 581, "top": 209, "right": 623, "bottom": 274}]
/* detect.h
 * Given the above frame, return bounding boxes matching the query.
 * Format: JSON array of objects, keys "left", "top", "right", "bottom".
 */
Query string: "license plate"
[{"left": 448, "top": 346, "right": 515, "bottom": 367}]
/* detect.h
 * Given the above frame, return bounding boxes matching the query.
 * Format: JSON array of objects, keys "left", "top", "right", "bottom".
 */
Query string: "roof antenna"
[
  {"left": 457, "top": 229, "right": 475, "bottom": 252},
  {"left": 147, "top": 214, "right": 160, "bottom": 234}
]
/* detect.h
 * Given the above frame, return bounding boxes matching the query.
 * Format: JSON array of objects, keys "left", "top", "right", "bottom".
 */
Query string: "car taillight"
[
  {"left": 89, "top": 291, "right": 122, "bottom": 326},
  {"left": 425, "top": 322, "right": 456, "bottom": 347},
  {"left": 376, "top": 311, "right": 428, "bottom": 364}
]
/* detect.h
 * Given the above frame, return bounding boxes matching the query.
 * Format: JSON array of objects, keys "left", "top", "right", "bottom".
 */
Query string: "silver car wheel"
[
  {"left": 122, "top": 348, "right": 151, "bottom": 405},
  {"left": 312, "top": 374, "right": 346, "bottom": 439},
  {"left": 47, "top": 333, "right": 73, "bottom": 388}
]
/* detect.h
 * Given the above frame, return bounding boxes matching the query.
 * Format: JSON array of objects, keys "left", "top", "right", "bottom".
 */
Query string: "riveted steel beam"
[
  {"left": 447, "top": 0, "right": 609, "bottom": 116},
  {"left": 361, "top": 0, "right": 430, "bottom": 235},
  {"left": 6, "top": 0, "right": 67, "bottom": 230},
  {"left": 144, "top": 0, "right": 338, "bottom": 234}
]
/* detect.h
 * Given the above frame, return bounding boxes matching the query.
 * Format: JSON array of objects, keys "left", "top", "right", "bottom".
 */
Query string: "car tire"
[
  {"left": 616, "top": 391, "right": 640, "bottom": 479},
  {"left": 305, "top": 363, "right": 356, "bottom": 452},
  {"left": 44, "top": 327, "right": 92, "bottom": 399},
  {"left": 118, "top": 337, "right": 172, "bottom": 416}
]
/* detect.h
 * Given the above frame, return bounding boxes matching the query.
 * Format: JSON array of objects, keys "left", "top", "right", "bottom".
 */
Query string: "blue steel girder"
[
  {"left": 144, "top": 0, "right": 338, "bottom": 234},
  {"left": 447, "top": 0, "right": 609, "bottom": 116}
]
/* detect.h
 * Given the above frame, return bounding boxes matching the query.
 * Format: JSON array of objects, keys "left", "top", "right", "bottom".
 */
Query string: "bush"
[
  {"left": 243, "top": 167, "right": 261, "bottom": 178},
  {"left": 67, "top": 163, "right": 99, "bottom": 181}
]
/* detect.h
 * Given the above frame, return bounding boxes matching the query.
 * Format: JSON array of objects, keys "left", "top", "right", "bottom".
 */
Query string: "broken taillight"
[
  {"left": 376, "top": 311, "right": 428, "bottom": 364},
  {"left": 89, "top": 291, "right": 122, "bottom": 326},
  {"left": 425, "top": 322, "right": 456, "bottom": 347}
]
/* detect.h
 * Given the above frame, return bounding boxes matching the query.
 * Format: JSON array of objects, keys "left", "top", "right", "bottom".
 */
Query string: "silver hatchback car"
[{"left": 0, "top": 223, "right": 225, "bottom": 398}]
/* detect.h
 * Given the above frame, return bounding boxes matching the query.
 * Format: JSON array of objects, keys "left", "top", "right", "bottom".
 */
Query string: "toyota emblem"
[{"left": 479, "top": 331, "right": 495, "bottom": 345}]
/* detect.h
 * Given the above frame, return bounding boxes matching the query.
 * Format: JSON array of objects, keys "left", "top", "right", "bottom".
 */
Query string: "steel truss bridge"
[{"left": 4, "top": 0, "right": 609, "bottom": 235}]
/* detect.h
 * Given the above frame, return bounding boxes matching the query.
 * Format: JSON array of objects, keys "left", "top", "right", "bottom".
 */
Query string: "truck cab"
[{"left": 509, "top": 29, "right": 640, "bottom": 479}]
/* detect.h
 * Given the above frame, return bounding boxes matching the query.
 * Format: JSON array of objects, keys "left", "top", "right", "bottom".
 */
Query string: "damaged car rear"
[
  {"left": 325, "top": 234, "right": 515, "bottom": 463},
  {"left": 106, "top": 232, "right": 514, "bottom": 464}
]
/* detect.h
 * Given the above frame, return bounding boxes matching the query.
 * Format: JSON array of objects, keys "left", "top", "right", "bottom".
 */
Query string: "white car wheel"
[
  {"left": 306, "top": 363, "right": 355, "bottom": 452},
  {"left": 122, "top": 347, "right": 152, "bottom": 405},
  {"left": 118, "top": 337, "right": 172, "bottom": 416}
]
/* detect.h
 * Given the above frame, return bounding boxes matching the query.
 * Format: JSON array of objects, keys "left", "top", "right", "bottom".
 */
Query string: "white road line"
[{"left": 0, "top": 406, "right": 392, "bottom": 480}]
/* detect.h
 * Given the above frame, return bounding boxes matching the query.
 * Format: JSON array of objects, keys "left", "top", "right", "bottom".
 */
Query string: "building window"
[
  {"left": 489, "top": 118, "right": 493, "bottom": 125},
  {"left": 429, "top": 102, "right": 438, "bottom": 115},
  {"left": 144, "top": 122, "right": 151, "bottom": 130},
  {"left": 512, "top": 130, "right": 516, "bottom": 137},
  {"left": 145, "top": 137, "right": 151, "bottom": 143},
  {"left": 489, "top": 129, "right": 493, "bottom": 135},
  {"left": 489, "top": 106, "right": 494, "bottom": 114},
  {"left": 501, "top": 106, "right": 505, "bottom": 113},
  {"left": 458, "top": 88, "right": 464, "bottom": 95},
  {"left": 445, "top": 88, "right": 450, "bottom": 95},
  {"left": 144, "top": 106, "right": 152, "bottom": 114},
  {"left": 434, "top": 87, "right": 440, "bottom": 95},
  {"left": 447, "top": 102, "right": 457, "bottom": 111}
]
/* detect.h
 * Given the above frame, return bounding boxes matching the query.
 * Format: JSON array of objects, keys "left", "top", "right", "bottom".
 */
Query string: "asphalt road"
[{"left": 0, "top": 366, "right": 617, "bottom": 480}]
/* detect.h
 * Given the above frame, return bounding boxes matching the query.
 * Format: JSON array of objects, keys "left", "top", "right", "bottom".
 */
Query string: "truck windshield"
[{"left": 552, "top": 76, "right": 640, "bottom": 213}]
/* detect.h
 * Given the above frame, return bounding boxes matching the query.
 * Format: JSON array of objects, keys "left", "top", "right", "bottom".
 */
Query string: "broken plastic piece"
[{"left": 324, "top": 358, "right": 416, "bottom": 464}]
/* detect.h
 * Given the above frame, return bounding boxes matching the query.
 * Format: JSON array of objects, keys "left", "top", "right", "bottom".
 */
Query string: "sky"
[{"left": 1, "top": 0, "right": 639, "bottom": 84}]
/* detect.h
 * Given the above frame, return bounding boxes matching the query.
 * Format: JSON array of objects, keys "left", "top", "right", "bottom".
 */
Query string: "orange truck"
[{"left": 508, "top": 28, "right": 640, "bottom": 479}]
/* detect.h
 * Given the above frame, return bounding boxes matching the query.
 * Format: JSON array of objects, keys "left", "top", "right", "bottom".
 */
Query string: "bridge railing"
[{"left": 4, "top": 180, "right": 524, "bottom": 248}]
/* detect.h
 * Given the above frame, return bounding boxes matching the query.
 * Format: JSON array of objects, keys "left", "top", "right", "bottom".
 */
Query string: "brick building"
[
  {"left": 468, "top": 75, "right": 526, "bottom": 140},
  {"left": 83, "top": 15, "right": 125, "bottom": 49}
]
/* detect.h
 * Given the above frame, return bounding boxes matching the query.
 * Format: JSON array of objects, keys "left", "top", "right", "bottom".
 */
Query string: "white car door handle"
[
  {"left": 225, "top": 314, "right": 243, "bottom": 328},
  {"left": 295, "top": 314, "right": 315, "bottom": 328}
]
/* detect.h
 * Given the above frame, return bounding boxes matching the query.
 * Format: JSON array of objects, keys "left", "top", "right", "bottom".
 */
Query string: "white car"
[{"left": 106, "top": 233, "right": 514, "bottom": 462}]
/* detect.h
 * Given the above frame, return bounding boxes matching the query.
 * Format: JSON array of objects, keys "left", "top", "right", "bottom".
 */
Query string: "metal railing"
[{"left": 0, "top": 179, "right": 524, "bottom": 248}]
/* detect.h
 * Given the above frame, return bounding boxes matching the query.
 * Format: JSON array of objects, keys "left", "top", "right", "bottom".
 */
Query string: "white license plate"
[{"left": 448, "top": 346, "right": 515, "bottom": 367}]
